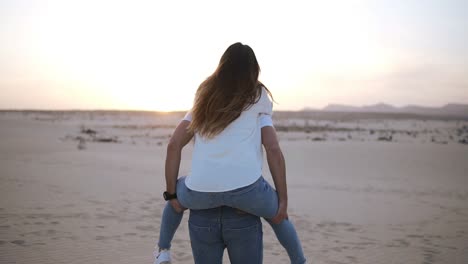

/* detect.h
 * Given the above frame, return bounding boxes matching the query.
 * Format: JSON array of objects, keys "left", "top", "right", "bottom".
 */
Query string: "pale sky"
[{"left": 1, "top": 0, "right": 467, "bottom": 111}]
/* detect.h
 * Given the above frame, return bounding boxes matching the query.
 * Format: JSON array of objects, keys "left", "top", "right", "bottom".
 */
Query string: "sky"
[{"left": 1, "top": 0, "right": 467, "bottom": 111}]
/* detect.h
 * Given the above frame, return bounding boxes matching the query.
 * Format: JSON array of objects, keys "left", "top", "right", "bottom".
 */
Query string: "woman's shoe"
[{"left": 154, "top": 249, "right": 171, "bottom": 264}]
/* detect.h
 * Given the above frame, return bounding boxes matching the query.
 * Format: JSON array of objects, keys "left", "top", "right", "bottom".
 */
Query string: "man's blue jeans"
[
  {"left": 158, "top": 176, "right": 306, "bottom": 264},
  {"left": 189, "top": 206, "right": 262, "bottom": 264}
]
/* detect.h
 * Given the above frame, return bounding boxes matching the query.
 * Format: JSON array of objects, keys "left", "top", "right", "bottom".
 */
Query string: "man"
[
  {"left": 155, "top": 206, "right": 263, "bottom": 264},
  {"left": 189, "top": 206, "right": 263, "bottom": 264}
]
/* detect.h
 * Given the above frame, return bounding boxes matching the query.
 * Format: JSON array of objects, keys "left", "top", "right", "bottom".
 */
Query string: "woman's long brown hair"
[{"left": 188, "top": 42, "right": 273, "bottom": 139}]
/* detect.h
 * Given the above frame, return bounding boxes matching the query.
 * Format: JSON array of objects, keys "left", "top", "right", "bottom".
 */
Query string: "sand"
[{"left": 0, "top": 110, "right": 467, "bottom": 264}]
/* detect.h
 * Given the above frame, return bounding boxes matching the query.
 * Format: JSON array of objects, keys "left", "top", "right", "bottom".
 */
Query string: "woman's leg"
[
  {"left": 225, "top": 177, "right": 279, "bottom": 218},
  {"left": 176, "top": 176, "right": 223, "bottom": 210},
  {"left": 158, "top": 201, "right": 183, "bottom": 249},
  {"left": 225, "top": 177, "right": 306, "bottom": 264},
  {"left": 157, "top": 176, "right": 223, "bottom": 249},
  {"left": 265, "top": 219, "right": 306, "bottom": 264}
]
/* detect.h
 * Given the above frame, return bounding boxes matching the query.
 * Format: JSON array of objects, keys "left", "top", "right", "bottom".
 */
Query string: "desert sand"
[{"left": 1, "top": 110, "right": 467, "bottom": 264}]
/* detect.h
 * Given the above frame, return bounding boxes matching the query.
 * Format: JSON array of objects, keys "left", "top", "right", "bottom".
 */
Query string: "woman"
[{"left": 154, "top": 42, "right": 306, "bottom": 264}]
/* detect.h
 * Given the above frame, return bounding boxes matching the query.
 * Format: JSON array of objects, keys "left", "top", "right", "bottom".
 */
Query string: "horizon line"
[{"left": 1, "top": 101, "right": 467, "bottom": 113}]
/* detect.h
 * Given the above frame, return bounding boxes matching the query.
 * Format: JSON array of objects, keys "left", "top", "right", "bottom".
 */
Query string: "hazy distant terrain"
[
  {"left": 1, "top": 109, "right": 468, "bottom": 146},
  {"left": 316, "top": 103, "right": 468, "bottom": 117}
]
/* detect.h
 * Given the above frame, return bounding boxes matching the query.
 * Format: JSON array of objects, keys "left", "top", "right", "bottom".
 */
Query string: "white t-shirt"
[{"left": 183, "top": 88, "right": 274, "bottom": 192}]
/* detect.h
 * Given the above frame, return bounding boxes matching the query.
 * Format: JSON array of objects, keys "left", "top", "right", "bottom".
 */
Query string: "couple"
[{"left": 153, "top": 42, "right": 306, "bottom": 263}]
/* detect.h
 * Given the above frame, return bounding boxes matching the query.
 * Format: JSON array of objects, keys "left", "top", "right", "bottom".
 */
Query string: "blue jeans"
[
  {"left": 189, "top": 206, "right": 263, "bottom": 264},
  {"left": 158, "top": 176, "right": 306, "bottom": 264}
]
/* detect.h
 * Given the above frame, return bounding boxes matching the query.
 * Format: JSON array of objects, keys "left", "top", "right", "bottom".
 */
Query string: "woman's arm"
[
  {"left": 165, "top": 120, "right": 193, "bottom": 211},
  {"left": 261, "top": 125, "right": 288, "bottom": 224}
]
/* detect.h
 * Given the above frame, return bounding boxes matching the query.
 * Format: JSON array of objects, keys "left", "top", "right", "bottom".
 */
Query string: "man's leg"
[
  {"left": 222, "top": 207, "right": 263, "bottom": 264},
  {"left": 225, "top": 177, "right": 306, "bottom": 264},
  {"left": 188, "top": 208, "right": 224, "bottom": 264}
]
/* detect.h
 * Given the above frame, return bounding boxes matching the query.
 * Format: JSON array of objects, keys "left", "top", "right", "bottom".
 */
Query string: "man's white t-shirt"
[{"left": 183, "top": 87, "right": 274, "bottom": 192}]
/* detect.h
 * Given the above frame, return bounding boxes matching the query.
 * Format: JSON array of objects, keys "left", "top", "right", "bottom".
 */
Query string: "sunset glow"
[{"left": 1, "top": 0, "right": 467, "bottom": 111}]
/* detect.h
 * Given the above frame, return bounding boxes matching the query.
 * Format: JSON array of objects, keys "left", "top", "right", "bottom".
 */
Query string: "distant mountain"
[
  {"left": 362, "top": 103, "right": 398, "bottom": 113},
  {"left": 321, "top": 103, "right": 468, "bottom": 117},
  {"left": 301, "top": 106, "right": 321, "bottom": 111},
  {"left": 440, "top": 104, "right": 468, "bottom": 116},
  {"left": 322, "top": 104, "right": 361, "bottom": 112},
  {"left": 323, "top": 103, "right": 398, "bottom": 113}
]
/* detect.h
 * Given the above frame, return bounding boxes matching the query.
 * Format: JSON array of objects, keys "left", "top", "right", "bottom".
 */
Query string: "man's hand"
[
  {"left": 169, "top": 199, "right": 186, "bottom": 213},
  {"left": 271, "top": 202, "right": 288, "bottom": 224}
]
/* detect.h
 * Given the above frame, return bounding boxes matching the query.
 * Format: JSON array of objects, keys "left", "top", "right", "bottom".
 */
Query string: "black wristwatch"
[{"left": 163, "top": 191, "right": 177, "bottom": 201}]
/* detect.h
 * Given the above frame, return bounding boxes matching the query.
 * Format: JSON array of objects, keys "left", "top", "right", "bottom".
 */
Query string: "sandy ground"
[{"left": 1, "top": 111, "right": 467, "bottom": 264}]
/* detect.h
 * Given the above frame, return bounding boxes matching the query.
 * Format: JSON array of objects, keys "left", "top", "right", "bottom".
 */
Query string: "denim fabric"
[
  {"left": 178, "top": 176, "right": 278, "bottom": 217},
  {"left": 189, "top": 206, "right": 263, "bottom": 264},
  {"left": 158, "top": 176, "right": 306, "bottom": 264},
  {"left": 158, "top": 199, "right": 183, "bottom": 249}
]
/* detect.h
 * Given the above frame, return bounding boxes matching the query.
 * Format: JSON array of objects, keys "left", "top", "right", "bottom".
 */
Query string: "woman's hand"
[
  {"left": 271, "top": 202, "right": 288, "bottom": 224},
  {"left": 169, "top": 199, "right": 186, "bottom": 213}
]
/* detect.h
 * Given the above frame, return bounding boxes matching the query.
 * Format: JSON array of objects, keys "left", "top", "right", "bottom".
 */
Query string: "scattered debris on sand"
[
  {"left": 77, "top": 136, "right": 86, "bottom": 150},
  {"left": 80, "top": 127, "right": 97, "bottom": 136},
  {"left": 377, "top": 134, "right": 393, "bottom": 142}
]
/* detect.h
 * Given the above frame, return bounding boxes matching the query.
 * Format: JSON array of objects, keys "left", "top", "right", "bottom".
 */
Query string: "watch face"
[{"left": 163, "top": 191, "right": 175, "bottom": 200}]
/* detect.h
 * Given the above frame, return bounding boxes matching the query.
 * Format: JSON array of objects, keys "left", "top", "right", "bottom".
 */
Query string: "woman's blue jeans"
[
  {"left": 189, "top": 206, "right": 263, "bottom": 264},
  {"left": 158, "top": 176, "right": 306, "bottom": 264}
]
